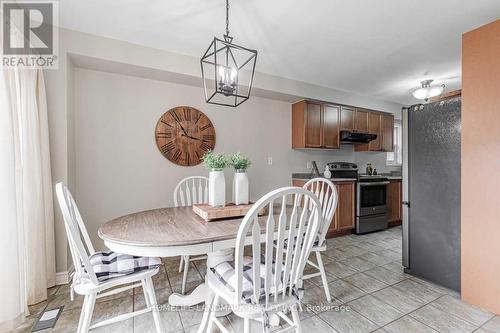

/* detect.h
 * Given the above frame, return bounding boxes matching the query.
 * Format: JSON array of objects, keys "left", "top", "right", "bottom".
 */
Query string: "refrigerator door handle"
[{"left": 402, "top": 106, "right": 410, "bottom": 269}]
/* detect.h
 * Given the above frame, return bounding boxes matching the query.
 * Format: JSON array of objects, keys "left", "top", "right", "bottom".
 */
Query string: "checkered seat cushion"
[
  {"left": 274, "top": 235, "right": 320, "bottom": 249},
  {"left": 89, "top": 251, "right": 162, "bottom": 282},
  {"left": 210, "top": 256, "right": 300, "bottom": 304}
]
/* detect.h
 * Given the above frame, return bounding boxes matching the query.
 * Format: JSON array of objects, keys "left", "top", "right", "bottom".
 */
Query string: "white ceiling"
[{"left": 59, "top": 0, "right": 500, "bottom": 105}]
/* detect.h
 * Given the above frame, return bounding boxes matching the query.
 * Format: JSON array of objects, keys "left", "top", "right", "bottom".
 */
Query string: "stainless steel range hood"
[{"left": 340, "top": 130, "right": 377, "bottom": 143}]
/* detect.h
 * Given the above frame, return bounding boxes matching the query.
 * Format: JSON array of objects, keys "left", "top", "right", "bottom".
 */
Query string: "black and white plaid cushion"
[
  {"left": 88, "top": 251, "right": 162, "bottom": 282},
  {"left": 210, "top": 256, "right": 298, "bottom": 304},
  {"left": 274, "top": 235, "right": 320, "bottom": 249}
]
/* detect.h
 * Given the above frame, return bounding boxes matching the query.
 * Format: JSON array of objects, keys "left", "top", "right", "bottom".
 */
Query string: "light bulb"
[
  {"left": 230, "top": 68, "right": 237, "bottom": 82},
  {"left": 412, "top": 86, "right": 444, "bottom": 99},
  {"left": 218, "top": 66, "right": 225, "bottom": 80},
  {"left": 411, "top": 80, "right": 445, "bottom": 100}
]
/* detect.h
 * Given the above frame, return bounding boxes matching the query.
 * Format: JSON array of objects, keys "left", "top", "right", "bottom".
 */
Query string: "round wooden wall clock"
[{"left": 155, "top": 106, "right": 216, "bottom": 166}]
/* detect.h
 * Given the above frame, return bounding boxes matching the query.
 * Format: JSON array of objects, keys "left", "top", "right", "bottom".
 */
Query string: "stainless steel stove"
[
  {"left": 356, "top": 174, "right": 389, "bottom": 233},
  {"left": 325, "top": 162, "right": 389, "bottom": 234}
]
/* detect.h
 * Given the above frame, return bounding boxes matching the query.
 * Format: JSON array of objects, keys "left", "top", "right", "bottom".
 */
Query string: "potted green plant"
[
  {"left": 201, "top": 151, "right": 228, "bottom": 207},
  {"left": 229, "top": 153, "right": 252, "bottom": 205}
]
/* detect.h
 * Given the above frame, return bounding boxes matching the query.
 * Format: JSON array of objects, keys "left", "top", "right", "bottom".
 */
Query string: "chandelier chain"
[{"left": 225, "top": 0, "right": 230, "bottom": 36}]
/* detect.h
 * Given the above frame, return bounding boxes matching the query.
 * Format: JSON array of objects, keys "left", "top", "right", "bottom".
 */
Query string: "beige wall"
[
  {"left": 461, "top": 19, "right": 500, "bottom": 315},
  {"left": 73, "top": 68, "right": 396, "bottom": 249},
  {"left": 44, "top": 28, "right": 404, "bottom": 273}
]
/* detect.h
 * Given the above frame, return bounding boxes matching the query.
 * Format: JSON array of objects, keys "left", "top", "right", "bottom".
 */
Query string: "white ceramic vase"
[
  {"left": 233, "top": 170, "right": 249, "bottom": 205},
  {"left": 209, "top": 169, "right": 225, "bottom": 207}
]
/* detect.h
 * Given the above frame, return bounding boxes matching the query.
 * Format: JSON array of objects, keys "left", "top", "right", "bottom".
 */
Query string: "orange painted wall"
[{"left": 461, "top": 19, "right": 500, "bottom": 315}]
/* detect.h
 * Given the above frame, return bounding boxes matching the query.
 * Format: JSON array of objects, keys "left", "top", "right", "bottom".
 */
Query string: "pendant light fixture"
[
  {"left": 200, "top": 0, "right": 257, "bottom": 107},
  {"left": 411, "top": 79, "right": 445, "bottom": 102}
]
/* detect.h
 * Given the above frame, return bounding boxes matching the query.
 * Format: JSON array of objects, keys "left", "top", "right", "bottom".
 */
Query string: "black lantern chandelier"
[{"left": 200, "top": 0, "right": 257, "bottom": 107}]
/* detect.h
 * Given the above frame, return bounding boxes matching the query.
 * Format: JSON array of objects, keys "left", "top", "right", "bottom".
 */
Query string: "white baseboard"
[
  {"left": 0, "top": 313, "right": 24, "bottom": 333},
  {"left": 55, "top": 265, "right": 74, "bottom": 285}
]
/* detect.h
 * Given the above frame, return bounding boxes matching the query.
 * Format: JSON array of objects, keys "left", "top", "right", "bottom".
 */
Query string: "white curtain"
[
  {"left": 0, "top": 66, "right": 25, "bottom": 333},
  {"left": 0, "top": 67, "right": 56, "bottom": 309}
]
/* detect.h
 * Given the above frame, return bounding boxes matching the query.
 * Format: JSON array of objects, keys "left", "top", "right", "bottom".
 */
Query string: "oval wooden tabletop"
[{"left": 98, "top": 206, "right": 253, "bottom": 247}]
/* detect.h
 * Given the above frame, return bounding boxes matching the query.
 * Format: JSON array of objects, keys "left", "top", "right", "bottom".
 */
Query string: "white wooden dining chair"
[
  {"left": 301, "top": 178, "right": 338, "bottom": 302},
  {"left": 173, "top": 176, "right": 209, "bottom": 294},
  {"left": 198, "top": 186, "right": 322, "bottom": 333},
  {"left": 55, "top": 183, "right": 164, "bottom": 333}
]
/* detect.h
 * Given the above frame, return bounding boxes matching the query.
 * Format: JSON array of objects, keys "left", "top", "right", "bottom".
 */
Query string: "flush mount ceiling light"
[
  {"left": 411, "top": 79, "right": 445, "bottom": 102},
  {"left": 200, "top": 0, "right": 257, "bottom": 107}
]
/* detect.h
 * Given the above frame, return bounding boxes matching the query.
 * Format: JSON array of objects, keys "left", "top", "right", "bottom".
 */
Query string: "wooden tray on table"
[{"left": 192, "top": 202, "right": 267, "bottom": 222}]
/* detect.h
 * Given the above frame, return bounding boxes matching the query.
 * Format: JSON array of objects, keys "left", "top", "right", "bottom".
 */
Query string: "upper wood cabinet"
[
  {"left": 323, "top": 104, "right": 340, "bottom": 148},
  {"left": 292, "top": 100, "right": 340, "bottom": 149},
  {"left": 304, "top": 102, "right": 322, "bottom": 147},
  {"left": 340, "top": 106, "right": 355, "bottom": 131},
  {"left": 354, "top": 109, "right": 369, "bottom": 133},
  {"left": 355, "top": 112, "right": 394, "bottom": 152},
  {"left": 368, "top": 112, "right": 382, "bottom": 150},
  {"left": 381, "top": 114, "right": 394, "bottom": 152},
  {"left": 340, "top": 107, "right": 368, "bottom": 133},
  {"left": 292, "top": 99, "right": 394, "bottom": 151}
]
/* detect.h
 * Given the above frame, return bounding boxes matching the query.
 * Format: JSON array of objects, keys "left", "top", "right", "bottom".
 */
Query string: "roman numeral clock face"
[{"left": 155, "top": 106, "right": 216, "bottom": 166}]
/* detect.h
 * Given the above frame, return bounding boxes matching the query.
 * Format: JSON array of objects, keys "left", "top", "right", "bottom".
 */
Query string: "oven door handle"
[{"left": 358, "top": 181, "right": 390, "bottom": 186}]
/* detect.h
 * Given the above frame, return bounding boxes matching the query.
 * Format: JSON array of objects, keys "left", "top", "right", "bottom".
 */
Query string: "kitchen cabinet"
[
  {"left": 368, "top": 112, "right": 382, "bottom": 150},
  {"left": 292, "top": 179, "right": 355, "bottom": 237},
  {"left": 356, "top": 112, "right": 394, "bottom": 152},
  {"left": 340, "top": 106, "right": 355, "bottom": 130},
  {"left": 333, "top": 182, "right": 356, "bottom": 232},
  {"left": 387, "top": 179, "right": 402, "bottom": 223},
  {"left": 355, "top": 112, "right": 383, "bottom": 151},
  {"left": 292, "top": 101, "right": 340, "bottom": 149},
  {"left": 322, "top": 104, "right": 340, "bottom": 148},
  {"left": 341, "top": 106, "right": 368, "bottom": 133},
  {"left": 304, "top": 101, "right": 322, "bottom": 147},
  {"left": 292, "top": 99, "right": 394, "bottom": 151},
  {"left": 354, "top": 109, "right": 369, "bottom": 133},
  {"left": 381, "top": 114, "right": 394, "bottom": 152}
]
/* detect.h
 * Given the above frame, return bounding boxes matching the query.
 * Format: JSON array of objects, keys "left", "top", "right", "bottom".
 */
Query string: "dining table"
[{"left": 98, "top": 205, "right": 275, "bottom": 307}]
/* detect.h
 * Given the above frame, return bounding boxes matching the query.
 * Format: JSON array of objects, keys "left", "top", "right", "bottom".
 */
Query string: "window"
[{"left": 386, "top": 120, "right": 402, "bottom": 165}]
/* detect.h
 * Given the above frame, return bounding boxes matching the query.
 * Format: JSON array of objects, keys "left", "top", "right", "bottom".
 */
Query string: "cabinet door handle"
[{"left": 402, "top": 201, "right": 410, "bottom": 208}]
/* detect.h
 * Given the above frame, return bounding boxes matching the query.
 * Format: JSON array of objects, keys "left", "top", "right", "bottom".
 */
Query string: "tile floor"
[{"left": 15, "top": 226, "right": 500, "bottom": 333}]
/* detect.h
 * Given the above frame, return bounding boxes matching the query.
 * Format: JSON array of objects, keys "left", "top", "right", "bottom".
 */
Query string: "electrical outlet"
[
  {"left": 267, "top": 157, "right": 273, "bottom": 165},
  {"left": 306, "top": 162, "right": 312, "bottom": 169}
]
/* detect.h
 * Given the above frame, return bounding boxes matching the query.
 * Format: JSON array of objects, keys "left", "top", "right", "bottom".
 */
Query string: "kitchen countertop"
[
  {"left": 291, "top": 173, "right": 402, "bottom": 181},
  {"left": 291, "top": 173, "right": 357, "bottom": 182}
]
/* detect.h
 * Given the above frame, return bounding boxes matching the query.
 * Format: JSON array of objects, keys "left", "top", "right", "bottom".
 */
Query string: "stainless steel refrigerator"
[{"left": 402, "top": 96, "right": 461, "bottom": 292}]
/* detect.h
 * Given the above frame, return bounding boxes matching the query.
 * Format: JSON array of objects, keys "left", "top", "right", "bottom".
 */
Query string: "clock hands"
[
  {"left": 181, "top": 134, "right": 209, "bottom": 143},
  {"left": 173, "top": 118, "right": 190, "bottom": 137},
  {"left": 172, "top": 117, "right": 210, "bottom": 143}
]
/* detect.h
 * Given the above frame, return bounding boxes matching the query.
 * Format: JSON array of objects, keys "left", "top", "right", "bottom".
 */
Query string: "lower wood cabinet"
[
  {"left": 387, "top": 179, "right": 402, "bottom": 223},
  {"left": 292, "top": 179, "right": 355, "bottom": 237},
  {"left": 332, "top": 182, "right": 356, "bottom": 233}
]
